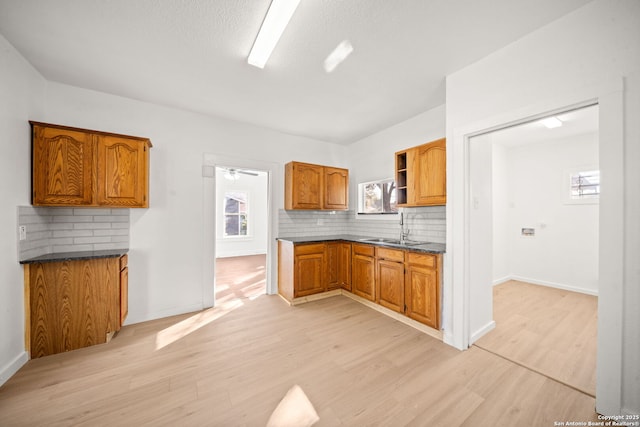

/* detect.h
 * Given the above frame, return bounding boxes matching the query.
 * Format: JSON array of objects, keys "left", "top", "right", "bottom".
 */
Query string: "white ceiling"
[
  {"left": 488, "top": 104, "right": 599, "bottom": 147},
  {"left": 0, "top": 0, "right": 593, "bottom": 144}
]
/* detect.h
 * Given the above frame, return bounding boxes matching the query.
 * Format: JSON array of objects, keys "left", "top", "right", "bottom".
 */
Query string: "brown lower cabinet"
[
  {"left": 24, "top": 255, "right": 128, "bottom": 358},
  {"left": 405, "top": 252, "right": 440, "bottom": 328},
  {"left": 376, "top": 247, "right": 405, "bottom": 313},
  {"left": 278, "top": 240, "right": 441, "bottom": 329},
  {"left": 351, "top": 244, "right": 375, "bottom": 301}
]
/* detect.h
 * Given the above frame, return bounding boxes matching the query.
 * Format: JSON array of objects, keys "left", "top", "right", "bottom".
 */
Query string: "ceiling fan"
[{"left": 222, "top": 167, "right": 259, "bottom": 181}]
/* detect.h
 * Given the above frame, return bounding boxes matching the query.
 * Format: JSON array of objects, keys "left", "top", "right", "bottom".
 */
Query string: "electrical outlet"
[{"left": 19, "top": 226, "right": 26, "bottom": 241}]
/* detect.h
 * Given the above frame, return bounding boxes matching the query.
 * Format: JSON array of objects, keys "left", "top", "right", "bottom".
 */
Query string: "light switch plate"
[{"left": 19, "top": 226, "right": 26, "bottom": 240}]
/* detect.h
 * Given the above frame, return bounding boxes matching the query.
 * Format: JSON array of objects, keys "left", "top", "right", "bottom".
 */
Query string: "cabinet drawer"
[
  {"left": 119, "top": 254, "right": 128, "bottom": 270},
  {"left": 406, "top": 252, "right": 436, "bottom": 268},
  {"left": 294, "top": 243, "right": 326, "bottom": 256},
  {"left": 352, "top": 243, "right": 375, "bottom": 257},
  {"left": 376, "top": 247, "right": 405, "bottom": 262}
]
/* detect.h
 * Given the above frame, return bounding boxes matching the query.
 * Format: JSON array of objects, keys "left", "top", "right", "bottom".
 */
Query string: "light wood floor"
[
  {"left": 474, "top": 280, "right": 597, "bottom": 397},
  {"left": 215, "top": 254, "right": 266, "bottom": 302},
  {"left": 0, "top": 292, "right": 598, "bottom": 426}
]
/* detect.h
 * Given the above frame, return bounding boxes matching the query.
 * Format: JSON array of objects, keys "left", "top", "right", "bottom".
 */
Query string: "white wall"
[
  {"left": 215, "top": 168, "right": 268, "bottom": 258},
  {"left": 445, "top": 0, "right": 639, "bottom": 415},
  {"left": 494, "top": 133, "right": 599, "bottom": 294},
  {"left": 0, "top": 35, "right": 47, "bottom": 385}
]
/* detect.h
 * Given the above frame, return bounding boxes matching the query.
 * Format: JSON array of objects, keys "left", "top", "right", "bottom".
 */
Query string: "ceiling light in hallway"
[{"left": 540, "top": 116, "right": 563, "bottom": 128}]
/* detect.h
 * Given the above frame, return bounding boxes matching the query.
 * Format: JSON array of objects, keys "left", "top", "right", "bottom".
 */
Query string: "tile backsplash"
[
  {"left": 17, "top": 206, "right": 130, "bottom": 261},
  {"left": 279, "top": 206, "right": 446, "bottom": 244}
]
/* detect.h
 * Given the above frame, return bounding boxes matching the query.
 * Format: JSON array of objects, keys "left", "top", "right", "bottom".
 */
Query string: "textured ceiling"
[{"left": 0, "top": 0, "right": 593, "bottom": 144}]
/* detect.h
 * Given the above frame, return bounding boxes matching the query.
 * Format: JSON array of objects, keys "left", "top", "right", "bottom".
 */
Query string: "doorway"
[
  {"left": 214, "top": 166, "right": 269, "bottom": 303},
  {"left": 468, "top": 104, "right": 599, "bottom": 395}
]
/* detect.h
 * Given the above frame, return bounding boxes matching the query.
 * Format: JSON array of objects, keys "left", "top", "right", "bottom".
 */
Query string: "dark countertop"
[
  {"left": 20, "top": 249, "right": 128, "bottom": 264},
  {"left": 277, "top": 235, "right": 446, "bottom": 254}
]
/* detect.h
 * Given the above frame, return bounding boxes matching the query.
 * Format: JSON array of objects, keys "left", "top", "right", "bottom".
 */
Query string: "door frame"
[
  {"left": 446, "top": 78, "right": 624, "bottom": 414},
  {"left": 202, "top": 153, "right": 280, "bottom": 308}
]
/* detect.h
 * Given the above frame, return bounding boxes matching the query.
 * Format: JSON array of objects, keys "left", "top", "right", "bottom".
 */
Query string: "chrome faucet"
[{"left": 399, "top": 210, "right": 410, "bottom": 244}]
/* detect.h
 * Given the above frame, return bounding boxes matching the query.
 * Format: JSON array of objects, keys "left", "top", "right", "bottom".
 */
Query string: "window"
[
  {"left": 357, "top": 179, "right": 397, "bottom": 214},
  {"left": 566, "top": 169, "right": 599, "bottom": 204},
  {"left": 224, "top": 191, "right": 248, "bottom": 236}
]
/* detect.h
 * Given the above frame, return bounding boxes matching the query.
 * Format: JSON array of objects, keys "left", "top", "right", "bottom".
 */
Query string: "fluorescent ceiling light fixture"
[
  {"left": 541, "top": 116, "right": 563, "bottom": 129},
  {"left": 248, "top": 0, "right": 301, "bottom": 68},
  {"left": 323, "top": 40, "right": 354, "bottom": 73}
]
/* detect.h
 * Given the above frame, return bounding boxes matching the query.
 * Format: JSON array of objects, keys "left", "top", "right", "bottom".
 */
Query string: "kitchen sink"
[{"left": 359, "top": 237, "right": 424, "bottom": 246}]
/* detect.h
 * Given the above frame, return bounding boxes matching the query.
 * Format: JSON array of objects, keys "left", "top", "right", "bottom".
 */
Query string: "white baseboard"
[
  {"left": 124, "top": 303, "right": 206, "bottom": 326},
  {"left": 509, "top": 275, "right": 598, "bottom": 296},
  {"left": 469, "top": 320, "right": 496, "bottom": 345},
  {"left": 443, "top": 332, "right": 463, "bottom": 350},
  {"left": 341, "top": 291, "right": 443, "bottom": 342},
  {"left": 492, "top": 276, "right": 512, "bottom": 286},
  {"left": 0, "top": 351, "right": 29, "bottom": 387}
]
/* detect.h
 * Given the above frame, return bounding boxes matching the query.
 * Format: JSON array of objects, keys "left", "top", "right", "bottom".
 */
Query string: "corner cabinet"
[
  {"left": 395, "top": 138, "right": 446, "bottom": 207},
  {"left": 30, "top": 121, "right": 151, "bottom": 208},
  {"left": 278, "top": 240, "right": 351, "bottom": 302},
  {"left": 284, "top": 161, "right": 348, "bottom": 210}
]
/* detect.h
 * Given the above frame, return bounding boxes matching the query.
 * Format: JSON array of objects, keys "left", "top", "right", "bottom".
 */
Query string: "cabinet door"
[
  {"left": 28, "top": 258, "right": 119, "bottom": 358},
  {"left": 326, "top": 242, "right": 340, "bottom": 290},
  {"left": 339, "top": 243, "right": 352, "bottom": 291},
  {"left": 405, "top": 262, "right": 439, "bottom": 329},
  {"left": 32, "top": 125, "right": 94, "bottom": 206},
  {"left": 414, "top": 138, "right": 446, "bottom": 206},
  {"left": 96, "top": 135, "right": 149, "bottom": 207},
  {"left": 294, "top": 245, "right": 325, "bottom": 297},
  {"left": 376, "top": 259, "right": 405, "bottom": 313},
  {"left": 120, "top": 266, "right": 128, "bottom": 327},
  {"left": 286, "top": 162, "right": 323, "bottom": 209},
  {"left": 324, "top": 167, "right": 348, "bottom": 210},
  {"left": 352, "top": 253, "right": 375, "bottom": 301}
]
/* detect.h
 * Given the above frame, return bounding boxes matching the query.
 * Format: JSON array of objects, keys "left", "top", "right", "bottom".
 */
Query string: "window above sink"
[{"left": 357, "top": 178, "right": 398, "bottom": 215}]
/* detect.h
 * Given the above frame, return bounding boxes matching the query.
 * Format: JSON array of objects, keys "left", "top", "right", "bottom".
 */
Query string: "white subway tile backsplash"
[
  {"left": 52, "top": 230, "right": 93, "bottom": 238},
  {"left": 73, "top": 236, "right": 112, "bottom": 245},
  {"left": 74, "top": 222, "right": 112, "bottom": 230},
  {"left": 17, "top": 206, "right": 130, "bottom": 260},
  {"left": 278, "top": 206, "right": 446, "bottom": 244},
  {"left": 53, "top": 215, "right": 94, "bottom": 223},
  {"left": 73, "top": 208, "right": 111, "bottom": 216}
]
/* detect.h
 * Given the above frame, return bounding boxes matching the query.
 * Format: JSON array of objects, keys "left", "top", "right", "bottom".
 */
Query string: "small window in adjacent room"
[
  {"left": 566, "top": 169, "right": 600, "bottom": 204},
  {"left": 224, "top": 191, "right": 248, "bottom": 236},
  {"left": 358, "top": 179, "right": 398, "bottom": 214}
]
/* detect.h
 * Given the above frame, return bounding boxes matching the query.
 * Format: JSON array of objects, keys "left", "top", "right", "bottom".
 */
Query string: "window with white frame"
[
  {"left": 567, "top": 169, "right": 600, "bottom": 204},
  {"left": 357, "top": 179, "right": 397, "bottom": 214},
  {"left": 224, "top": 191, "right": 248, "bottom": 236}
]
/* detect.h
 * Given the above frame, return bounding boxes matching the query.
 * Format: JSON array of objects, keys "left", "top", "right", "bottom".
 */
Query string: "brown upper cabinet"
[
  {"left": 284, "top": 161, "right": 348, "bottom": 210},
  {"left": 31, "top": 122, "right": 152, "bottom": 208},
  {"left": 395, "top": 138, "right": 446, "bottom": 207}
]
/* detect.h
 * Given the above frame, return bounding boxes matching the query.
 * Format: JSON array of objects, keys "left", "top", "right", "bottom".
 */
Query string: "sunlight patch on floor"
[
  {"left": 155, "top": 299, "right": 244, "bottom": 350},
  {"left": 266, "top": 384, "right": 319, "bottom": 427}
]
